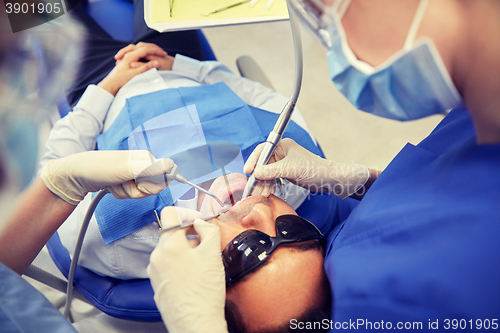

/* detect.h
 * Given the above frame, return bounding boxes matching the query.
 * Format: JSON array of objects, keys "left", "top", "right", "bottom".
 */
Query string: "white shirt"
[{"left": 44, "top": 54, "right": 314, "bottom": 279}]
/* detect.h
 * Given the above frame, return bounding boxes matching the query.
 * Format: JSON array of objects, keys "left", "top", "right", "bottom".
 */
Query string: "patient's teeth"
[{"left": 220, "top": 204, "right": 232, "bottom": 214}]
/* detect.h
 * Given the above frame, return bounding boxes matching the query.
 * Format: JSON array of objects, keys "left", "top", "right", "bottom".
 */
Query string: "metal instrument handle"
[{"left": 135, "top": 160, "right": 178, "bottom": 185}]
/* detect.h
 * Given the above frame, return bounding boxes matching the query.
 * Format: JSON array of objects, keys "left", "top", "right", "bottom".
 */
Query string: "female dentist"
[
  {"left": 0, "top": 10, "right": 223, "bottom": 332},
  {"left": 148, "top": 0, "right": 500, "bottom": 331}
]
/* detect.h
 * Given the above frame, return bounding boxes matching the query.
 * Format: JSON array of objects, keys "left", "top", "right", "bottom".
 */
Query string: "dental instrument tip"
[
  {"left": 242, "top": 174, "right": 258, "bottom": 199},
  {"left": 218, "top": 203, "right": 232, "bottom": 215}
]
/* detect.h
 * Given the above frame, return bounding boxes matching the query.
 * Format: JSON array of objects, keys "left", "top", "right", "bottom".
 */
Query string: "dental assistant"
[{"left": 148, "top": 0, "right": 500, "bottom": 331}]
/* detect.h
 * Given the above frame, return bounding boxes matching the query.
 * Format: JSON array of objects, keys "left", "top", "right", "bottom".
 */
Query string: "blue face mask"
[
  {"left": 326, "top": 0, "right": 463, "bottom": 121},
  {"left": 289, "top": 0, "right": 463, "bottom": 121}
]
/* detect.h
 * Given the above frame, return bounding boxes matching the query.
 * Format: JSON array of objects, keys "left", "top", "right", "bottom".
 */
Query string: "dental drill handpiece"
[
  {"left": 241, "top": 1, "right": 303, "bottom": 200},
  {"left": 135, "top": 159, "right": 230, "bottom": 214},
  {"left": 241, "top": 101, "right": 296, "bottom": 200}
]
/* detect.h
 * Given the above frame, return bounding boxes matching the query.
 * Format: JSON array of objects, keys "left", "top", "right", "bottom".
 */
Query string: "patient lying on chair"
[{"left": 41, "top": 42, "right": 331, "bottom": 331}]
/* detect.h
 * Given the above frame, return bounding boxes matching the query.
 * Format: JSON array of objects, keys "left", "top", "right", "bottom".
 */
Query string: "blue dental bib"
[{"left": 94, "top": 82, "right": 320, "bottom": 243}]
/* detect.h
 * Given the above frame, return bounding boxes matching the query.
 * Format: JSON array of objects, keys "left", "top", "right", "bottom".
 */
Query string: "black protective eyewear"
[{"left": 223, "top": 215, "right": 326, "bottom": 287}]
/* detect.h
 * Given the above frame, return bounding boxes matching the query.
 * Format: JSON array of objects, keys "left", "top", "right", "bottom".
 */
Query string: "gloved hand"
[
  {"left": 248, "top": 179, "right": 276, "bottom": 197},
  {"left": 40, "top": 150, "right": 174, "bottom": 205},
  {"left": 147, "top": 207, "right": 228, "bottom": 333},
  {"left": 244, "top": 138, "right": 370, "bottom": 199}
]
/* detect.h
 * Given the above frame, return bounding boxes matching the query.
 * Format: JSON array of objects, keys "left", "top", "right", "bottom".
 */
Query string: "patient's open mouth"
[
  {"left": 224, "top": 190, "right": 243, "bottom": 207},
  {"left": 206, "top": 173, "right": 248, "bottom": 216}
]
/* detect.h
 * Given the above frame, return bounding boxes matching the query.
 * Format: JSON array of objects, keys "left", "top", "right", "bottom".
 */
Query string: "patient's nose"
[{"left": 240, "top": 204, "right": 277, "bottom": 237}]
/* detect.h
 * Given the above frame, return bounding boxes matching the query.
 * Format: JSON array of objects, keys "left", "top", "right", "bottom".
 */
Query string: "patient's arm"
[
  {"left": 171, "top": 55, "right": 285, "bottom": 112},
  {"left": 170, "top": 55, "right": 314, "bottom": 136},
  {"left": 98, "top": 45, "right": 161, "bottom": 96},
  {"left": 38, "top": 86, "right": 114, "bottom": 170},
  {"left": 39, "top": 46, "right": 161, "bottom": 171},
  {"left": 113, "top": 42, "right": 293, "bottom": 115}
]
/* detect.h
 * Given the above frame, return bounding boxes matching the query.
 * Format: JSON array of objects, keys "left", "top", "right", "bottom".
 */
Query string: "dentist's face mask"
[
  {"left": 288, "top": 0, "right": 463, "bottom": 121},
  {"left": 0, "top": 17, "right": 82, "bottom": 232}
]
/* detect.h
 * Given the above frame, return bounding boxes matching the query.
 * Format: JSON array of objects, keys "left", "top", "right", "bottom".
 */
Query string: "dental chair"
[{"left": 27, "top": 0, "right": 343, "bottom": 325}]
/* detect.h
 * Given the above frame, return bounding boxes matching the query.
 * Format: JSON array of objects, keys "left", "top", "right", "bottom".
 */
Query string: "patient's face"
[{"left": 199, "top": 173, "right": 327, "bottom": 331}]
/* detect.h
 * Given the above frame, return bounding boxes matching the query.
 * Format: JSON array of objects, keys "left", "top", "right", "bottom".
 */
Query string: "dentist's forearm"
[{"left": 0, "top": 178, "right": 75, "bottom": 274}]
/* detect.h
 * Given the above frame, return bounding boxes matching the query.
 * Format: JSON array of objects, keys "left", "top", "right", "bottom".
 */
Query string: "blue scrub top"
[
  {"left": 323, "top": 108, "right": 500, "bottom": 331},
  {"left": 0, "top": 263, "right": 77, "bottom": 333}
]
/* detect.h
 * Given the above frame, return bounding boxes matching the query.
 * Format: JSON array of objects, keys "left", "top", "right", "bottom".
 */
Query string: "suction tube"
[{"left": 241, "top": 1, "right": 303, "bottom": 199}]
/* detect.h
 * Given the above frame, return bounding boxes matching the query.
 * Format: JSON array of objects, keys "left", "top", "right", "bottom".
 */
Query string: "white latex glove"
[
  {"left": 244, "top": 138, "right": 370, "bottom": 199},
  {"left": 247, "top": 179, "right": 276, "bottom": 197},
  {"left": 147, "top": 207, "right": 228, "bottom": 333},
  {"left": 40, "top": 150, "right": 174, "bottom": 205}
]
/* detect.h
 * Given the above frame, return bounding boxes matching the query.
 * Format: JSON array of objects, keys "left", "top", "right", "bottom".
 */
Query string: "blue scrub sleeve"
[{"left": 0, "top": 263, "right": 77, "bottom": 333}]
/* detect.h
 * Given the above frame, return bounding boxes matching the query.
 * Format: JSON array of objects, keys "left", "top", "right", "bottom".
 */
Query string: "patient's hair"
[
  {"left": 224, "top": 241, "right": 332, "bottom": 333},
  {"left": 225, "top": 293, "right": 332, "bottom": 333}
]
